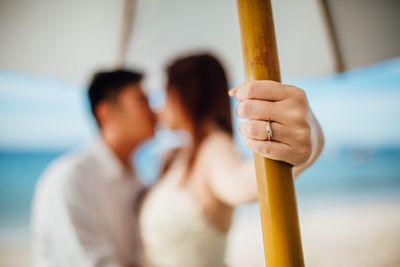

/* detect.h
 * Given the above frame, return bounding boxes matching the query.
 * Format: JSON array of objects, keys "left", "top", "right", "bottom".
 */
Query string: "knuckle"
[
  {"left": 248, "top": 123, "right": 258, "bottom": 137},
  {"left": 297, "top": 91, "right": 309, "bottom": 107},
  {"left": 289, "top": 107, "right": 308, "bottom": 123},
  {"left": 239, "top": 100, "right": 252, "bottom": 116},
  {"left": 298, "top": 126, "right": 311, "bottom": 142},
  {"left": 288, "top": 86, "right": 307, "bottom": 102},
  {"left": 287, "top": 84, "right": 297, "bottom": 91},
  {"left": 295, "top": 87, "right": 306, "bottom": 99},
  {"left": 298, "top": 145, "right": 312, "bottom": 162},
  {"left": 285, "top": 84, "right": 298, "bottom": 94},
  {"left": 246, "top": 82, "right": 258, "bottom": 97},
  {"left": 289, "top": 110, "right": 303, "bottom": 122}
]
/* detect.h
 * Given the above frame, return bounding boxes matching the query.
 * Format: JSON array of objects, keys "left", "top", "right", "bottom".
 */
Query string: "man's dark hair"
[{"left": 88, "top": 69, "right": 143, "bottom": 126}]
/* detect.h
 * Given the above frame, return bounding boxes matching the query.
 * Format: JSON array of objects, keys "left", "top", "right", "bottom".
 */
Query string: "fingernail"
[{"left": 228, "top": 88, "right": 236, "bottom": 96}]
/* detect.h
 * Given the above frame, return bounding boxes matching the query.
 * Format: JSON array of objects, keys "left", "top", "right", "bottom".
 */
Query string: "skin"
[
  {"left": 159, "top": 89, "right": 189, "bottom": 131},
  {"left": 230, "top": 80, "right": 325, "bottom": 174},
  {"left": 160, "top": 81, "right": 324, "bottom": 231},
  {"left": 96, "top": 83, "right": 156, "bottom": 168}
]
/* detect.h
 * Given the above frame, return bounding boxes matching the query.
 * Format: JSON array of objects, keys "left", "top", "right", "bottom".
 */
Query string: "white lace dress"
[{"left": 140, "top": 155, "right": 227, "bottom": 267}]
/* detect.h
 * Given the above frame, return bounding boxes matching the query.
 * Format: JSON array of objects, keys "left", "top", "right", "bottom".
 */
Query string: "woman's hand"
[{"left": 229, "top": 80, "right": 324, "bottom": 176}]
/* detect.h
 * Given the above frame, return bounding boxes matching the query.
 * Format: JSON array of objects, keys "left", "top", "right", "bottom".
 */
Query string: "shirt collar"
[{"left": 91, "top": 137, "right": 134, "bottom": 181}]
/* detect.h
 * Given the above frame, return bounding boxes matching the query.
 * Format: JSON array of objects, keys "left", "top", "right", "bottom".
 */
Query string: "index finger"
[{"left": 229, "top": 80, "right": 288, "bottom": 102}]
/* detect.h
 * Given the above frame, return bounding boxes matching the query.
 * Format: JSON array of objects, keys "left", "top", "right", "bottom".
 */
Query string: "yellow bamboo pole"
[{"left": 237, "top": 1, "right": 305, "bottom": 266}]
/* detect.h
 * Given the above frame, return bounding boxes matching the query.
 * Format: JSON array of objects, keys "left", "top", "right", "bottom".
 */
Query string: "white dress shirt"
[{"left": 32, "top": 138, "right": 146, "bottom": 267}]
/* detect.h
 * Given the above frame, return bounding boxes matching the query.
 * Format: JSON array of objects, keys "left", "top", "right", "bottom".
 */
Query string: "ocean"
[{"left": 1, "top": 146, "right": 400, "bottom": 243}]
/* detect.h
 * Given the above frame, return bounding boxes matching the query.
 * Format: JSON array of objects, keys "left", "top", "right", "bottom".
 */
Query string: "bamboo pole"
[{"left": 237, "top": 1, "right": 305, "bottom": 266}]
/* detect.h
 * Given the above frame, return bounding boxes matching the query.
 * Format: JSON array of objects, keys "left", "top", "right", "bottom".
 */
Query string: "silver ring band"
[{"left": 266, "top": 120, "right": 273, "bottom": 141}]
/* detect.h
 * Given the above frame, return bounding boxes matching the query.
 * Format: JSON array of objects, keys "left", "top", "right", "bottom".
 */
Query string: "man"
[{"left": 32, "top": 70, "right": 155, "bottom": 267}]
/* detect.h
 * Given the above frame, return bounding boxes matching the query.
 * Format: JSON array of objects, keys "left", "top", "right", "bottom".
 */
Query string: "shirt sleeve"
[{"left": 32, "top": 164, "right": 124, "bottom": 267}]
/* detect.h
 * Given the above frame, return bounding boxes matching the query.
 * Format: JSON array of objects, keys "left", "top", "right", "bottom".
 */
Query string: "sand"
[
  {"left": 226, "top": 198, "right": 400, "bottom": 267},
  {"left": 1, "top": 198, "right": 399, "bottom": 267},
  {"left": 0, "top": 244, "right": 31, "bottom": 267}
]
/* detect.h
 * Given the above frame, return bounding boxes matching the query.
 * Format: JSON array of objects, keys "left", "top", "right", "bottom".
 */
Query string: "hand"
[{"left": 229, "top": 80, "right": 324, "bottom": 172}]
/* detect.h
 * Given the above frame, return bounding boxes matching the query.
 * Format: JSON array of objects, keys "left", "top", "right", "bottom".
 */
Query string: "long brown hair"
[{"left": 165, "top": 53, "right": 233, "bottom": 176}]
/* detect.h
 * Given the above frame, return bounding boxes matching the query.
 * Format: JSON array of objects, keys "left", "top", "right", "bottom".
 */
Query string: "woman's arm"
[{"left": 202, "top": 133, "right": 258, "bottom": 206}]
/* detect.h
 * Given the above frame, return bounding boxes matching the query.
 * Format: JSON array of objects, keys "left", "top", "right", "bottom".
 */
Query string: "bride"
[{"left": 140, "top": 53, "right": 324, "bottom": 267}]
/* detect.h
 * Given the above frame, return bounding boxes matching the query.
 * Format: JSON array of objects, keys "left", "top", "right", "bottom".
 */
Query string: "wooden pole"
[{"left": 237, "top": 1, "right": 305, "bottom": 266}]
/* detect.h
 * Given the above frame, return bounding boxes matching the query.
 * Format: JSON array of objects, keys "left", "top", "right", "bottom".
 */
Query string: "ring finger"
[{"left": 239, "top": 120, "right": 292, "bottom": 145}]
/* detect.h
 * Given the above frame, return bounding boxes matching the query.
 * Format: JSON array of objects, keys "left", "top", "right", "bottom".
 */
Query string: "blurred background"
[{"left": 0, "top": 0, "right": 399, "bottom": 266}]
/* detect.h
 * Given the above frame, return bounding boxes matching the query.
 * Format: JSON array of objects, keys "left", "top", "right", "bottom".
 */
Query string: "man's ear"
[{"left": 95, "top": 101, "right": 114, "bottom": 127}]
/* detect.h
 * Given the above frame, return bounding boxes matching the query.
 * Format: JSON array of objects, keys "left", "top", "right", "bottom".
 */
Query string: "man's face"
[{"left": 108, "top": 83, "right": 156, "bottom": 145}]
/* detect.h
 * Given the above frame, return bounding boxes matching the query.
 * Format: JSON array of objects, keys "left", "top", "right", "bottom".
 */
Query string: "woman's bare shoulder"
[{"left": 207, "top": 130, "right": 233, "bottom": 145}]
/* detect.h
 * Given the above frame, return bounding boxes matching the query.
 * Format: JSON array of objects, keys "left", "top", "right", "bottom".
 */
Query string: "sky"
[{"left": 0, "top": 58, "right": 399, "bottom": 152}]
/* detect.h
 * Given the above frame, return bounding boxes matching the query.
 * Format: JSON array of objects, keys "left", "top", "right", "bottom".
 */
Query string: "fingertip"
[{"left": 228, "top": 88, "right": 237, "bottom": 97}]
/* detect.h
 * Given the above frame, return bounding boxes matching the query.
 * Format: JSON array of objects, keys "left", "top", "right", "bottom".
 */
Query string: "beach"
[
  {"left": 0, "top": 244, "right": 31, "bottom": 267},
  {"left": 1, "top": 197, "right": 399, "bottom": 267},
  {"left": 227, "top": 198, "right": 400, "bottom": 267}
]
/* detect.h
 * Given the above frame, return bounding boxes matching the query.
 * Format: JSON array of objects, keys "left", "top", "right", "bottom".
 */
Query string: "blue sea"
[{"left": 1, "top": 145, "right": 400, "bottom": 242}]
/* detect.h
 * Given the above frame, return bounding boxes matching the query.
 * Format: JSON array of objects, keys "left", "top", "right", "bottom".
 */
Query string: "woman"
[{"left": 140, "top": 53, "right": 324, "bottom": 267}]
